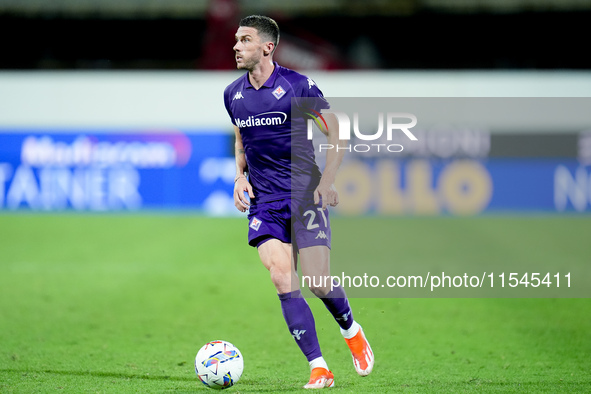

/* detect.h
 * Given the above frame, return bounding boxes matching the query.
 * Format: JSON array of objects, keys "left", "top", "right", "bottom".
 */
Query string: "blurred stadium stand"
[{"left": 1, "top": 0, "right": 590, "bottom": 70}]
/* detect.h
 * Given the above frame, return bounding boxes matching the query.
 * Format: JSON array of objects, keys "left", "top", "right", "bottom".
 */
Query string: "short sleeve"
[
  {"left": 300, "top": 76, "right": 330, "bottom": 112},
  {"left": 223, "top": 86, "right": 237, "bottom": 126}
]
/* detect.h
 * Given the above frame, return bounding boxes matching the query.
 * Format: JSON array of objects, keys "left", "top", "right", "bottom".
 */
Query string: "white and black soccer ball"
[{"left": 194, "top": 340, "right": 244, "bottom": 390}]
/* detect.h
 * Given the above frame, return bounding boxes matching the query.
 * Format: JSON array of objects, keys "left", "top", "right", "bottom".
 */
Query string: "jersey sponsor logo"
[
  {"left": 233, "top": 91, "right": 244, "bottom": 100},
  {"left": 315, "top": 230, "right": 328, "bottom": 239},
  {"left": 249, "top": 217, "right": 262, "bottom": 231},
  {"left": 307, "top": 78, "right": 316, "bottom": 89},
  {"left": 272, "top": 85, "right": 286, "bottom": 99},
  {"left": 292, "top": 329, "right": 306, "bottom": 341},
  {"left": 234, "top": 111, "right": 287, "bottom": 128}
]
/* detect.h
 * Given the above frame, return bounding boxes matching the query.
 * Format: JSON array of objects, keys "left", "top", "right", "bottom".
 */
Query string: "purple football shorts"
[{"left": 247, "top": 198, "right": 331, "bottom": 250}]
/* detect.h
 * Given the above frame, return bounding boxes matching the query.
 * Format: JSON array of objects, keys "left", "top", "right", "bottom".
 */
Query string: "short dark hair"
[{"left": 239, "top": 15, "right": 280, "bottom": 51}]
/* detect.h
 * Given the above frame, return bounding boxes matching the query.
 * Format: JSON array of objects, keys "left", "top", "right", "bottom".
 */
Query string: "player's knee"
[
  {"left": 258, "top": 241, "right": 293, "bottom": 291},
  {"left": 269, "top": 268, "right": 292, "bottom": 291},
  {"left": 268, "top": 265, "right": 289, "bottom": 282},
  {"left": 264, "top": 259, "right": 291, "bottom": 288}
]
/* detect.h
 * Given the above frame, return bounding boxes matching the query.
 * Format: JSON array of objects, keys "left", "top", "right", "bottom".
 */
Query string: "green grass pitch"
[{"left": 0, "top": 214, "right": 590, "bottom": 393}]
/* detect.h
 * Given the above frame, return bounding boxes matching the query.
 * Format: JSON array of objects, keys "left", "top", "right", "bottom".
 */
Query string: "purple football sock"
[
  {"left": 278, "top": 290, "right": 322, "bottom": 362},
  {"left": 320, "top": 284, "right": 354, "bottom": 330}
]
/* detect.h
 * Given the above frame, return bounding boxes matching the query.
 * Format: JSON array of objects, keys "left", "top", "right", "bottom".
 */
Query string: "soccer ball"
[{"left": 194, "top": 340, "right": 244, "bottom": 389}]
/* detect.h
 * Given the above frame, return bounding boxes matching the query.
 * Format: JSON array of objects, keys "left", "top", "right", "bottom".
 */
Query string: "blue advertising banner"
[
  {"left": 0, "top": 131, "right": 589, "bottom": 214},
  {"left": 0, "top": 130, "right": 237, "bottom": 214},
  {"left": 330, "top": 158, "right": 590, "bottom": 216}
]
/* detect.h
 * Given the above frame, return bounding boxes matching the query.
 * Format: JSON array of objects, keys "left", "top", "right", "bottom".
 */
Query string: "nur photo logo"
[{"left": 306, "top": 110, "right": 418, "bottom": 153}]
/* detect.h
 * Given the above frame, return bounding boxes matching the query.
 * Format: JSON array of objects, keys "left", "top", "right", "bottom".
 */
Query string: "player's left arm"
[
  {"left": 233, "top": 125, "right": 254, "bottom": 212},
  {"left": 314, "top": 112, "right": 344, "bottom": 210}
]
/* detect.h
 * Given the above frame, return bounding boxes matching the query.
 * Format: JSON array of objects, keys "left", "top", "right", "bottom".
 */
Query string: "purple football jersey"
[{"left": 224, "top": 62, "right": 329, "bottom": 203}]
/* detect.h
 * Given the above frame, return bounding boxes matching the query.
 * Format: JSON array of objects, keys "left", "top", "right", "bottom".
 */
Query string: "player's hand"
[
  {"left": 234, "top": 177, "right": 254, "bottom": 212},
  {"left": 314, "top": 182, "right": 338, "bottom": 210}
]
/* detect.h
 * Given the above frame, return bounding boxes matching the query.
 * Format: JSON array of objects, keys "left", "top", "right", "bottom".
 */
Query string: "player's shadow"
[
  {"left": 2, "top": 369, "right": 313, "bottom": 392},
  {"left": 0, "top": 367, "right": 195, "bottom": 382}
]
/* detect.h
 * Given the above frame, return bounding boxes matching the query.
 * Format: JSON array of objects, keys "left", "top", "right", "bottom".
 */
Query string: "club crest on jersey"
[
  {"left": 272, "top": 85, "right": 286, "bottom": 100},
  {"left": 250, "top": 217, "right": 262, "bottom": 231}
]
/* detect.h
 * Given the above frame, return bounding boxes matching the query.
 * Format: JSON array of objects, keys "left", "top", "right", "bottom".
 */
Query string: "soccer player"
[{"left": 223, "top": 15, "right": 374, "bottom": 389}]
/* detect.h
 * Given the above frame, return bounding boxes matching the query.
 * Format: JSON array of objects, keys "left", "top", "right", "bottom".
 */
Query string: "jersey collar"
[{"left": 244, "top": 61, "right": 280, "bottom": 89}]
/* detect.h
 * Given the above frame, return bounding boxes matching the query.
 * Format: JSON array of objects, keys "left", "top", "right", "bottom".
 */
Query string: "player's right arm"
[{"left": 233, "top": 125, "right": 254, "bottom": 212}]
